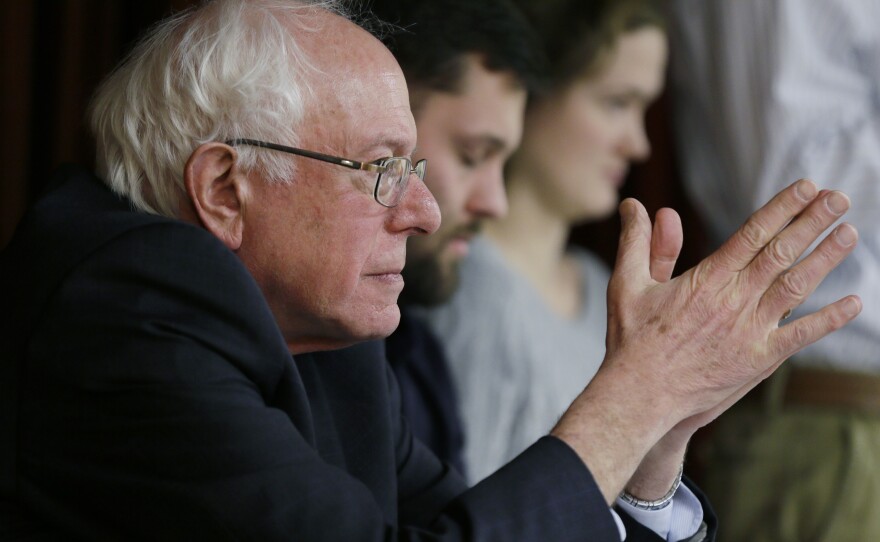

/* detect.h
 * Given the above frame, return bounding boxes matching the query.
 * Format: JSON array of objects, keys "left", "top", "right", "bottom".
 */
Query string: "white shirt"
[{"left": 669, "top": 0, "right": 880, "bottom": 373}]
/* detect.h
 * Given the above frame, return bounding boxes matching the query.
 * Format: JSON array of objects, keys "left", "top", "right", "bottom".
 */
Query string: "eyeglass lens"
[{"left": 376, "top": 158, "right": 409, "bottom": 206}]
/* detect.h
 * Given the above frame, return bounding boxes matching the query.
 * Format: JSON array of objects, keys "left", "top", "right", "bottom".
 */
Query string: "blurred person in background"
[
  {"left": 669, "top": 1, "right": 880, "bottom": 540},
  {"left": 369, "top": 0, "right": 540, "bottom": 477},
  {"left": 423, "top": 0, "right": 673, "bottom": 485}
]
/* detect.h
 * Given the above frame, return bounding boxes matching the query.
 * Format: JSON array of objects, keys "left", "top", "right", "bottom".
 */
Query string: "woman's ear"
[{"left": 184, "top": 142, "right": 248, "bottom": 250}]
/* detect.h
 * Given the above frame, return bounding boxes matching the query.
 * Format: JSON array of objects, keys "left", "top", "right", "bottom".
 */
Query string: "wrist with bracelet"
[{"left": 618, "top": 463, "right": 683, "bottom": 511}]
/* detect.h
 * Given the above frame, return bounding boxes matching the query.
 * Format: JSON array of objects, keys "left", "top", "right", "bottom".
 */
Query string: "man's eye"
[
  {"left": 460, "top": 147, "right": 492, "bottom": 168},
  {"left": 460, "top": 153, "right": 479, "bottom": 167}
]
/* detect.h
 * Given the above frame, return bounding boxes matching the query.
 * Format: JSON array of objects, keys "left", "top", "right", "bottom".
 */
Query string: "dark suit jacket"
[
  {"left": 386, "top": 309, "right": 467, "bottom": 476},
  {"left": 0, "top": 169, "right": 711, "bottom": 540}
]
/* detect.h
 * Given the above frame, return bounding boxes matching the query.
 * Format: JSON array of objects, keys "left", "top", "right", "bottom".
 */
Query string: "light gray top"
[
  {"left": 420, "top": 235, "right": 610, "bottom": 484},
  {"left": 669, "top": 0, "right": 880, "bottom": 373}
]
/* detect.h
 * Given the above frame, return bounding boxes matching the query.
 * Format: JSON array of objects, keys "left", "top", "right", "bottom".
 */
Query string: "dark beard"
[{"left": 398, "top": 251, "right": 461, "bottom": 307}]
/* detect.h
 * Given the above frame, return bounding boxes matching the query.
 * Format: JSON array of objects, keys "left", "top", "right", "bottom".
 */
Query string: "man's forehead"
[
  {"left": 336, "top": 70, "right": 416, "bottom": 156},
  {"left": 375, "top": 71, "right": 417, "bottom": 152},
  {"left": 297, "top": 15, "right": 416, "bottom": 155},
  {"left": 417, "top": 63, "right": 527, "bottom": 149}
]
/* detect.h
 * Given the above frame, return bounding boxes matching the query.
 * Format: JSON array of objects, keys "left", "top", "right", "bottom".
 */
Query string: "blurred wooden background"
[{"left": 1, "top": 0, "right": 199, "bottom": 249}]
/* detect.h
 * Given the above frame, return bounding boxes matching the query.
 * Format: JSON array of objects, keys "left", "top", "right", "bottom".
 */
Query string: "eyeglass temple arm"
[{"left": 225, "top": 138, "right": 384, "bottom": 173}]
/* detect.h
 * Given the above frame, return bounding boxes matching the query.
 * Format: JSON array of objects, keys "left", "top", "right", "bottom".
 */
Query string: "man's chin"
[
  {"left": 343, "top": 303, "right": 402, "bottom": 342},
  {"left": 287, "top": 305, "right": 401, "bottom": 353},
  {"left": 399, "top": 254, "right": 460, "bottom": 307}
]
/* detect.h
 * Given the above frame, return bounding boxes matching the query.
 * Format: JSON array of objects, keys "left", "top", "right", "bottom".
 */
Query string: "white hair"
[{"left": 89, "top": 0, "right": 346, "bottom": 216}]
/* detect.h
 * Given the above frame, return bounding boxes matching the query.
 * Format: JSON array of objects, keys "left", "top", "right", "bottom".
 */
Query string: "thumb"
[{"left": 650, "top": 208, "right": 683, "bottom": 282}]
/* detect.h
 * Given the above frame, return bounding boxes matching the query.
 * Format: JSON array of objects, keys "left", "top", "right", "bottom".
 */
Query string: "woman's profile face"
[{"left": 513, "top": 27, "right": 667, "bottom": 222}]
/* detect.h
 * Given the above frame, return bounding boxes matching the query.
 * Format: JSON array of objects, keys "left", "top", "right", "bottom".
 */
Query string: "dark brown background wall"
[
  {"left": 0, "top": 0, "right": 199, "bottom": 249},
  {"left": 0, "top": 1, "right": 708, "bottom": 273}
]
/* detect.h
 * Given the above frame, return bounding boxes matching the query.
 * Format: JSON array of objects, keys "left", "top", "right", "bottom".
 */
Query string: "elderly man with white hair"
[{"left": 0, "top": 0, "right": 861, "bottom": 540}]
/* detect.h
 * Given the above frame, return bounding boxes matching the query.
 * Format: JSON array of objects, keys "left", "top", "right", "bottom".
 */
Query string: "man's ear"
[{"left": 184, "top": 142, "right": 248, "bottom": 251}]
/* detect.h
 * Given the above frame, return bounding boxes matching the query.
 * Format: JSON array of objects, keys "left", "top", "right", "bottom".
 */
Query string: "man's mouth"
[{"left": 445, "top": 223, "right": 481, "bottom": 258}]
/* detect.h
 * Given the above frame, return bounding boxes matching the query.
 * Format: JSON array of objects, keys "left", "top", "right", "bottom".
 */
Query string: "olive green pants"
[{"left": 698, "top": 370, "right": 880, "bottom": 541}]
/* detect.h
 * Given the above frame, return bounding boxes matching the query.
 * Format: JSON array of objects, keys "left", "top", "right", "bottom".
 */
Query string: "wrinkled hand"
[
  {"left": 554, "top": 180, "right": 860, "bottom": 504},
  {"left": 608, "top": 179, "right": 860, "bottom": 428}
]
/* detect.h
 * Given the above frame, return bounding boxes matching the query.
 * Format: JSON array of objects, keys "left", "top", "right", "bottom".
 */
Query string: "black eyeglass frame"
[{"left": 225, "top": 138, "right": 426, "bottom": 207}]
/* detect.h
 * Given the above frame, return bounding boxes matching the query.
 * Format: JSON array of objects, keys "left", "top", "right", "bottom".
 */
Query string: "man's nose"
[
  {"left": 388, "top": 175, "right": 441, "bottom": 236},
  {"left": 466, "top": 167, "right": 508, "bottom": 220}
]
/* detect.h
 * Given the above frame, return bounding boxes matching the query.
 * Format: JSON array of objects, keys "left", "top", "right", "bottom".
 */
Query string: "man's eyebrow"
[{"left": 457, "top": 134, "right": 510, "bottom": 153}]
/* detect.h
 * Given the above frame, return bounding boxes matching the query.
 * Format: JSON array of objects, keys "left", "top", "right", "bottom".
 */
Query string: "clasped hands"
[{"left": 553, "top": 179, "right": 860, "bottom": 503}]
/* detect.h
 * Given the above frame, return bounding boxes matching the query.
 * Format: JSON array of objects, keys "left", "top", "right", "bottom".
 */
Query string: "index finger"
[
  {"left": 612, "top": 198, "right": 654, "bottom": 285},
  {"left": 709, "top": 179, "right": 819, "bottom": 275}
]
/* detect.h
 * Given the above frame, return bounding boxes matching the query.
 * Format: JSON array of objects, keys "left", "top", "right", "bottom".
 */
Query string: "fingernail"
[
  {"left": 796, "top": 179, "right": 817, "bottom": 200},
  {"left": 826, "top": 192, "right": 850, "bottom": 215},
  {"left": 844, "top": 297, "right": 862, "bottom": 317},
  {"left": 834, "top": 224, "right": 857, "bottom": 247}
]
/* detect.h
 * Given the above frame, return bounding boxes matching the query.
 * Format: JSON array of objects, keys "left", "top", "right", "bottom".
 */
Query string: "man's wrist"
[
  {"left": 616, "top": 479, "right": 706, "bottom": 541},
  {"left": 551, "top": 363, "right": 678, "bottom": 503}
]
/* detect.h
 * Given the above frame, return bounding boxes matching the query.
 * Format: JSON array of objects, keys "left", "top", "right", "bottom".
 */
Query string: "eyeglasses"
[{"left": 226, "top": 138, "right": 427, "bottom": 208}]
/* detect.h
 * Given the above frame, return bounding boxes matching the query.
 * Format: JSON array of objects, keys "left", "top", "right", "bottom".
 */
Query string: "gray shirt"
[{"left": 421, "top": 235, "right": 610, "bottom": 484}]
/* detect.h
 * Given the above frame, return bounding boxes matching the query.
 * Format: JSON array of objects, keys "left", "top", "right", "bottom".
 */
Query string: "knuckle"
[
  {"left": 830, "top": 305, "right": 852, "bottom": 330},
  {"left": 829, "top": 311, "right": 849, "bottom": 333},
  {"left": 765, "top": 237, "right": 797, "bottom": 269},
  {"left": 719, "top": 294, "right": 742, "bottom": 316},
  {"left": 801, "top": 211, "right": 831, "bottom": 236},
  {"left": 779, "top": 269, "right": 808, "bottom": 299},
  {"left": 704, "top": 282, "right": 742, "bottom": 317},
  {"left": 812, "top": 243, "right": 839, "bottom": 269},
  {"left": 738, "top": 219, "right": 771, "bottom": 252},
  {"left": 790, "top": 320, "right": 812, "bottom": 345},
  {"left": 689, "top": 261, "right": 712, "bottom": 290}
]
